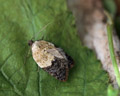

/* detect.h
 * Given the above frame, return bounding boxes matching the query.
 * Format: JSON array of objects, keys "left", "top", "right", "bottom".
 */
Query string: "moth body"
[{"left": 29, "top": 40, "right": 74, "bottom": 81}]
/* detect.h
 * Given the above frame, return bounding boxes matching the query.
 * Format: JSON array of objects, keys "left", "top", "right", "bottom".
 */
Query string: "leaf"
[
  {"left": 107, "top": 85, "right": 119, "bottom": 96},
  {"left": 103, "top": 0, "right": 117, "bottom": 17},
  {"left": 0, "top": 0, "right": 109, "bottom": 96}
]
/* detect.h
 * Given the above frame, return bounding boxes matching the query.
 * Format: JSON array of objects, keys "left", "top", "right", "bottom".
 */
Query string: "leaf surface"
[{"left": 0, "top": 0, "right": 109, "bottom": 96}]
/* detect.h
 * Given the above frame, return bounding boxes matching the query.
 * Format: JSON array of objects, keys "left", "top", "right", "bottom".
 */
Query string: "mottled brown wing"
[
  {"left": 43, "top": 48, "right": 74, "bottom": 81},
  {"left": 43, "top": 57, "right": 69, "bottom": 81},
  {"left": 47, "top": 48, "right": 74, "bottom": 68}
]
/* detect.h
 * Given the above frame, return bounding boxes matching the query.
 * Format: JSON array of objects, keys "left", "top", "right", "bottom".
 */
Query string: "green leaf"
[
  {"left": 0, "top": 0, "right": 109, "bottom": 96},
  {"left": 107, "top": 85, "right": 119, "bottom": 96},
  {"left": 103, "top": 0, "right": 116, "bottom": 17}
]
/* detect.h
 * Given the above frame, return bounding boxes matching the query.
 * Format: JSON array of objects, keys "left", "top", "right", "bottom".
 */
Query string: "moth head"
[
  {"left": 28, "top": 40, "right": 34, "bottom": 46},
  {"left": 28, "top": 35, "right": 44, "bottom": 46},
  {"left": 30, "top": 41, "right": 42, "bottom": 51}
]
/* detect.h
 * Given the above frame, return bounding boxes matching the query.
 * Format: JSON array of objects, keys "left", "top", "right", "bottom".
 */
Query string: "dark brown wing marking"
[
  {"left": 43, "top": 54, "right": 74, "bottom": 81},
  {"left": 43, "top": 57, "right": 69, "bottom": 81}
]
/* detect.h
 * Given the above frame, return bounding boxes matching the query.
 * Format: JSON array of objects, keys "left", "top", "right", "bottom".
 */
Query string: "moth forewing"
[{"left": 29, "top": 40, "right": 74, "bottom": 81}]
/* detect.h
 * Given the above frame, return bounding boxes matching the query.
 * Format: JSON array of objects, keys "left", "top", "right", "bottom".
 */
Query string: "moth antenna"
[
  {"left": 35, "top": 22, "right": 53, "bottom": 40},
  {"left": 29, "top": 22, "right": 52, "bottom": 48}
]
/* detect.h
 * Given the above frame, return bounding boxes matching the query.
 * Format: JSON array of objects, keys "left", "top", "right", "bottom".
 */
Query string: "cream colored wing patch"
[
  {"left": 31, "top": 41, "right": 55, "bottom": 68},
  {"left": 46, "top": 48, "right": 64, "bottom": 59},
  {"left": 46, "top": 48, "right": 67, "bottom": 60},
  {"left": 31, "top": 40, "right": 68, "bottom": 68}
]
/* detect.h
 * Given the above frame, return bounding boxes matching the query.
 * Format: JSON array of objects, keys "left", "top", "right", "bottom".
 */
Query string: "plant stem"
[{"left": 107, "top": 24, "right": 120, "bottom": 87}]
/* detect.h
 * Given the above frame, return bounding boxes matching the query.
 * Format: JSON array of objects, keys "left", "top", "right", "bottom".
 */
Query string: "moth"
[{"left": 28, "top": 40, "right": 74, "bottom": 81}]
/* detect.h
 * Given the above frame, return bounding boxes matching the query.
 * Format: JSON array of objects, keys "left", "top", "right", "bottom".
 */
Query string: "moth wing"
[
  {"left": 46, "top": 48, "right": 67, "bottom": 59},
  {"left": 56, "top": 48, "right": 74, "bottom": 68},
  {"left": 46, "top": 48, "right": 74, "bottom": 68},
  {"left": 44, "top": 48, "right": 74, "bottom": 81}
]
